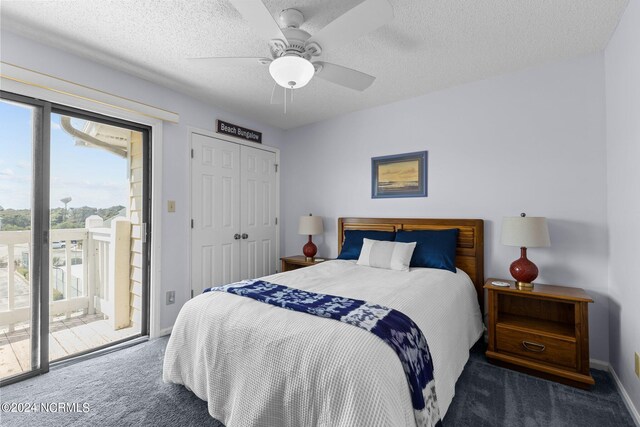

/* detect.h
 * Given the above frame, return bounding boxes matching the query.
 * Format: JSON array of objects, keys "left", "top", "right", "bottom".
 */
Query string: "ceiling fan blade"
[
  {"left": 187, "top": 57, "right": 271, "bottom": 66},
  {"left": 306, "top": 0, "right": 393, "bottom": 52},
  {"left": 228, "top": 0, "right": 287, "bottom": 42},
  {"left": 270, "top": 83, "right": 284, "bottom": 105},
  {"left": 314, "top": 62, "right": 376, "bottom": 91}
]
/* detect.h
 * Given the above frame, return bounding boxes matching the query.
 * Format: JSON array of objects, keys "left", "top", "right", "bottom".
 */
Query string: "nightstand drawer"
[
  {"left": 496, "top": 325, "right": 577, "bottom": 369},
  {"left": 280, "top": 256, "right": 332, "bottom": 273}
]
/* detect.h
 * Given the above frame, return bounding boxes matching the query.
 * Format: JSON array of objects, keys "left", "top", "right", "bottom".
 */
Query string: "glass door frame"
[
  {"left": 0, "top": 91, "right": 50, "bottom": 385},
  {"left": 0, "top": 91, "right": 151, "bottom": 386},
  {"left": 50, "top": 104, "right": 152, "bottom": 342}
]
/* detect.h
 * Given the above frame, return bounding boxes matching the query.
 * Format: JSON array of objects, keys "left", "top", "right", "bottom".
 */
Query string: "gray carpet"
[
  {"left": 0, "top": 337, "right": 635, "bottom": 427},
  {"left": 446, "top": 341, "right": 636, "bottom": 426}
]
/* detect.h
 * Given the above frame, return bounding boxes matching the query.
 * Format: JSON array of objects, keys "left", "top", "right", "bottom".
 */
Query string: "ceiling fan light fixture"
[{"left": 269, "top": 56, "right": 315, "bottom": 89}]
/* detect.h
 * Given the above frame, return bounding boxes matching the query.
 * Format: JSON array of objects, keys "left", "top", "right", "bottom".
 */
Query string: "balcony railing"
[{"left": 0, "top": 216, "right": 131, "bottom": 332}]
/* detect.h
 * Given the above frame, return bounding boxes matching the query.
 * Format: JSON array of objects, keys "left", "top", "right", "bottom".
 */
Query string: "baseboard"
[
  {"left": 590, "top": 358, "right": 610, "bottom": 371},
  {"left": 610, "top": 365, "right": 640, "bottom": 426},
  {"left": 159, "top": 326, "right": 173, "bottom": 336},
  {"left": 591, "top": 359, "right": 640, "bottom": 426}
]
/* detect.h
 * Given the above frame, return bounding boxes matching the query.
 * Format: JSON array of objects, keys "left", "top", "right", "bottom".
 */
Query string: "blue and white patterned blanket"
[{"left": 204, "top": 279, "right": 442, "bottom": 427}]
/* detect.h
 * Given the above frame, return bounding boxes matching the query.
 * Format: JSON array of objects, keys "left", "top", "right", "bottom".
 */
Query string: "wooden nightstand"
[
  {"left": 280, "top": 255, "right": 331, "bottom": 272},
  {"left": 484, "top": 278, "right": 594, "bottom": 389}
]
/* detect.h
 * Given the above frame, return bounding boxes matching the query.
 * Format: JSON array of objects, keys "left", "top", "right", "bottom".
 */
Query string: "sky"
[{"left": 0, "top": 100, "right": 129, "bottom": 210}]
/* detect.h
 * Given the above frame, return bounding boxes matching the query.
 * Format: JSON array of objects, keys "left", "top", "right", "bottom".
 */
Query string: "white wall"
[
  {"left": 605, "top": 0, "right": 640, "bottom": 413},
  {"left": 281, "top": 53, "right": 610, "bottom": 361},
  {"left": 0, "top": 30, "right": 285, "bottom": 331}
]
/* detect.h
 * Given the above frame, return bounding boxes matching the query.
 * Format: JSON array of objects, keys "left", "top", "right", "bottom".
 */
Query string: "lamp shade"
[
  {"left": 298, "top": 215, "right": 323, "bottom": 236},
  {"left": 269, "top": 56, "right": 315, "bottom": 89},
  {"left": 501, "top": 216, "right": 550, "bottom": 248}
]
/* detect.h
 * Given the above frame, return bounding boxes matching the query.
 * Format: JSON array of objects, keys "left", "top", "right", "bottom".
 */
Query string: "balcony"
[{"left": 0, "top": 217, "right": 138, "bottom": 378}]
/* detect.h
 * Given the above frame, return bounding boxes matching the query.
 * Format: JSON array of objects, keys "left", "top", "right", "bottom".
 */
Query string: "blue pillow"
[
  {"left": 338, "top": 230, "right": 396, "bottom": 260},
  {"left": 394, "top": 229, "right": 459, "bottom": 272}
]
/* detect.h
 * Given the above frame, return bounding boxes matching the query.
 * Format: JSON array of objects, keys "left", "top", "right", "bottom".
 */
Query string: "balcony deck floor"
[{"left": 0, "top": 313, "right": 139, "bottom": 380}]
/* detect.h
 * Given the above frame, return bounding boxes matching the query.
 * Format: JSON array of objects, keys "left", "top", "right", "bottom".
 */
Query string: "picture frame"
[{"left": 371, "top": 151, "right": 428, "bottom": 199}]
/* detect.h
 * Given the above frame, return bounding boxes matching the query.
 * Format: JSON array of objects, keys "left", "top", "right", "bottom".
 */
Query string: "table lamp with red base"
[
  {"left": 501, "top": 213, "right": 550, "bottom": 290},
  {"left": 298, "top": 214, "right": 324, "bottom": 261}
]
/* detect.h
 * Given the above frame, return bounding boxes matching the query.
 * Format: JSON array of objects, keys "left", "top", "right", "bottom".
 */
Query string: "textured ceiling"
[{"left": 0, "top": 0, "right": 628, "bottom": 129}]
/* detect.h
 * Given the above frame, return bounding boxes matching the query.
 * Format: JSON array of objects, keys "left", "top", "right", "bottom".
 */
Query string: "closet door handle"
[
  {"left": 241, "top": 233, "right": 248, "bottom": 239},
  {"left": 522, "top": 341, "right": 546, "bottom": 353},
  {"left": 234, "top": 233, "right": 241, "bottom": 240}
]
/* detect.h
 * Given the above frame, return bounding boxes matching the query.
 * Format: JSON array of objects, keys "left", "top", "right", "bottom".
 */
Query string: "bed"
[{"left": 163, "top": 217, "right": 485, "bottom": 427}]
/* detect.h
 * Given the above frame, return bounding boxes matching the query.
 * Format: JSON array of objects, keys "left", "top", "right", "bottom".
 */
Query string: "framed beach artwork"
[{"left": 371, "top": 151, "right": 428, "bottom": 198}]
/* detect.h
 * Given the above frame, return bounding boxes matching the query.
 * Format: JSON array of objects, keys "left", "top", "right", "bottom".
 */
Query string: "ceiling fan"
[{"left": 190, "top": 0, "right": 394, "bottom": 105}]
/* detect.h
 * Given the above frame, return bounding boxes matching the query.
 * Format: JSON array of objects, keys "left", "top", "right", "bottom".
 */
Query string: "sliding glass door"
[
  {"left": 0, "top": 95, "right": 42, "bottom": 381},
  {"left": 0, "top": 92, "right": 150, "bottom": 384},
  {"left": 47, "top": 109, "right": 148, "bottom": 362}
]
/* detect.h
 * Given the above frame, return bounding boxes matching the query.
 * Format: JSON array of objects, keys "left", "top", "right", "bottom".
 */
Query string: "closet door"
[
  {"left": 240, "top": 145, "right": 277, "bottom": 280},
  {"left": 191, "top": 134, "right": 241, "bottom": 294}
]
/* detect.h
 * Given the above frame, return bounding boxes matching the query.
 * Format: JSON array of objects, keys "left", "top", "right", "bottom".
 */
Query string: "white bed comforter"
[{"left": 163, "top": 260, "right": 483, "bottom": 427}]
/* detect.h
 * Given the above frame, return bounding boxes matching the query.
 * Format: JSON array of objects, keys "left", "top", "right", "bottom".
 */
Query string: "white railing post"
[
  {"left": 82, "top": 237, "right": 89, "bottom": 311},
  {"left": 85, "top": 216, "right": 103, "bottom": 316},
  {"left": 108, "top": 218, "right": 130, "bottom": 330},
  {"left": 97, "top": 241, "right": 104, "bottom": 306},
  {"left": 64, "top": 242, "right": 72, "bottom": 318},
  {"left": 102, "top": 241, "right": 109, "bottom": 306},
  {"left": 86, "top": 238, "right": 95, "bottom": 315},
  {"left": 7, "top": 243, "right": 15, "bottom": 333}
]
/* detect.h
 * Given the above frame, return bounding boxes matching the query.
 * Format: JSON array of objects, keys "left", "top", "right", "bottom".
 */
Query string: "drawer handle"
[{"left": 522, "top": 341, "right": 546, "bottom": 352}]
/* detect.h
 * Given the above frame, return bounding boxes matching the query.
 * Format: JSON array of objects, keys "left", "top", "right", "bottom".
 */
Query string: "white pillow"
[{"left": 356, "top": 238, "right": 416, "bottom": 271}]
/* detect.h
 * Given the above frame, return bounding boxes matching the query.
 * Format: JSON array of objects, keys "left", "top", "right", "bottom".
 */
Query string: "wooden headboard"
[{"left": 338, "top": 217, "right": 485, "bottom": 310}]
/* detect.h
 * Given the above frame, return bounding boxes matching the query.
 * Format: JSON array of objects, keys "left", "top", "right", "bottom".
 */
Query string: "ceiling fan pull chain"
[{"left": 284, "top": 87, "right": 287, "bottom": 114}]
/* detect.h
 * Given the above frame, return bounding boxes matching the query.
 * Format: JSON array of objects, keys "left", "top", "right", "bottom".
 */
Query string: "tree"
[
  {"left": 0, "top": 205, "right": 126, "bottom": 230},
  {"left": 0, "top": 209, "right": 31, "bottom": 230}
]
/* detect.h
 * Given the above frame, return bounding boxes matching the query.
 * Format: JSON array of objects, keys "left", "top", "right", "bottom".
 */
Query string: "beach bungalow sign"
[
  {"left": 216, "top": 119, "right": 262, "bottom": 144},
  {"left": 371, "top": 151, "right": 428, "bottom": 198}
]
